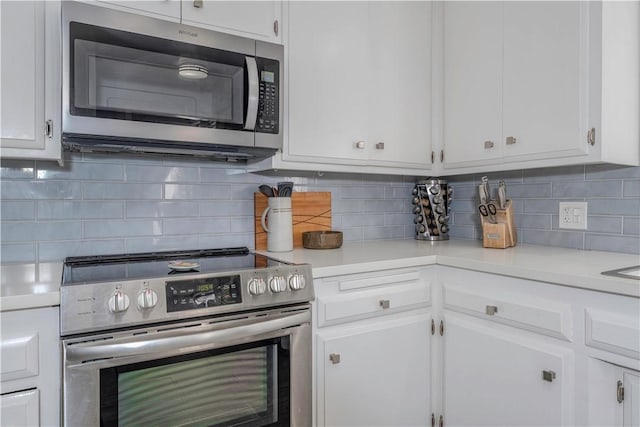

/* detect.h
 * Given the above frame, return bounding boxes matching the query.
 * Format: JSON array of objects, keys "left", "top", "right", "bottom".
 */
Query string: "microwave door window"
[{"left": 70, "top": 22, "right": 247, "bottom": 130}]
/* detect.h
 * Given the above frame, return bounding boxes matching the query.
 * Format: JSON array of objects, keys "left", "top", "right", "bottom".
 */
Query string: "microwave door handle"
[
  {"left": 244, "top": 56, "right": 259, "bottom": 130},
  {"left": 65, "top": 311, "right": 310, "bottom": 363}
]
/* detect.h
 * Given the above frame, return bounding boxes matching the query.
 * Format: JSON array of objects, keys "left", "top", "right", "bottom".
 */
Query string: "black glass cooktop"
[{"left": 62, "top": 247, "right": 289, "bottom": 285}]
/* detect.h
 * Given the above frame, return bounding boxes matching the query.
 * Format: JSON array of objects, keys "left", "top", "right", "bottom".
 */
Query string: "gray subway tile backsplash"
[{"left": 1, "top": 153, "right": 639, "bottom": 264}]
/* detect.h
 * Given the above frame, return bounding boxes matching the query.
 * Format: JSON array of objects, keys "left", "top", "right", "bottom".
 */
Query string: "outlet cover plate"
[{"left": 559, "top": 202, "right": 588, "bottom": 230}]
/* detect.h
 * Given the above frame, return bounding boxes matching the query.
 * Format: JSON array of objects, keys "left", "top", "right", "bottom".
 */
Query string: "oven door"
[{"left": 62, "top": 308, "right": 311, "bottom": 427}]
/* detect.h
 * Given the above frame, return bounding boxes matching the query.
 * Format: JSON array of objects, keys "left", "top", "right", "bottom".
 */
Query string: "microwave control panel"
[{"left": 256, "top": 58, "right": 279, "bottom": 134}]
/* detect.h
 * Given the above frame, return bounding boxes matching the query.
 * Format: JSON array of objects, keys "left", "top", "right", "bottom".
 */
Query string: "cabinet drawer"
[
  {"left": 1, "top": 333, "right": 38, "bottom": 383},
  {"left": 318, "top": 279, "right": 430, "bottom": 327},
  {"left": 585, "top": 309, "right": 640, "bottom": 360},
  {"left": 443, "top": 284, "right": 572, "bottom": 341}
]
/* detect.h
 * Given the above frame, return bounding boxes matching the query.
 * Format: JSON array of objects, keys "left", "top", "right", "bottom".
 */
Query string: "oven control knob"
[
  {"left": 248, "top": 277, "right": 267, "bottom": 296},
  {"left": 137, "top": 288, "right": 158, "bottom": 310},
  {"left": 108, "top": 290, "right": 130, "bottom": 313},
  {"left": 289, "top": 274, "right": 306, "bottom": 291},
  {"left": 269, "top": 275, "right": 287, "bottom": 293}
]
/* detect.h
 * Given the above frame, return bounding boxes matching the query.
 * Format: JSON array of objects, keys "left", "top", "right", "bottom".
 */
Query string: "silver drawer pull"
[
  {"left": 484, "top": 140, "right": 494, "bottom": 149},
  {"left": 193, "top": 0, "right": 203, "bottom": 8},
  {"left": 375, "top": 142, "right": 385, "bottom": 150},
  {"left": 485, "top": 305, "right": 498, "bottom": 315},
  {"left": 506, "top": 136, "right": 517, "bottom": 145},
  {"left": 542, "top": 370, "right": 556, "bottom": 382},
  {"left": 329, "top": 353, "right": 341, "bottom": 364},
  {"left": 379, "top": 299, "right": 390, "bottom": 309},
  {"left": 355, "top": 141, "right": 365, "bottom": 149}
]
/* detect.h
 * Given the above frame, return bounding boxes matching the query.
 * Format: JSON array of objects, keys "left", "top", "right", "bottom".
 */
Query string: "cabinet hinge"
[
  {"left": 588, "top": 127, "right": 596, "bottom": 146},
  {"left": 45, "top": 119, "right": 53, "bottom": 139},
  {"left": 617, "top": 380, "right": 624, "bottom": 403},
  {"left": 439, "top": 320, "right": 444, "bottom": 336},
  {"left": 431, "top": 319, "right": 435, "bottom": 335},
  {"left": 431, "top": 151, "right": 435, "bottom": 164},
  {"left": 274, "top": 20, "right": 279, "bottom": 36},
  {"left": 440, "top": 150, "right": 444, "bottom": 163}
]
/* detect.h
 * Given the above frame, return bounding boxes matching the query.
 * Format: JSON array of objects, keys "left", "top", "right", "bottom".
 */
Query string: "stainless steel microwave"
[{"left": 61, "top": 2, "right": 283, "bottom": 161}]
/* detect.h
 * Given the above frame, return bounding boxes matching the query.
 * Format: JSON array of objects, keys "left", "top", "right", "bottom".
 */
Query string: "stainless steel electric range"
[{"left": 60, "top": 247, "right": 313, "bottom": 427}]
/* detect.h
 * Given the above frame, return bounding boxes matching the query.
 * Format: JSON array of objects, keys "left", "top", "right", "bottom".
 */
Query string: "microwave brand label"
[{"left": 179, "top": 29, "right": 198, "bottom": 38}]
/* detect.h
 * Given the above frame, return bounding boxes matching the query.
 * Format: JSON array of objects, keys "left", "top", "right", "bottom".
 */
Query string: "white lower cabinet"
[
  {"left": 0, "top": 307, "right": 60, "bottom": 427},
  {"left": 312, "top": 265, "right": 639, "bottom": 427},
  {"left": 313, "top": 267, "right": 433, "bottom": 427},
  {"left": 442, "top": 314, "right": 573, "bottom": 426},
  {"left": 317, "top": 313, "right": 431, "bottom": 426},
  {"left": 588, "top": 359, "right": 640, "bottom": 427},
  {"left": 1, "top": 389, "right": 40, "bottom": 427}
]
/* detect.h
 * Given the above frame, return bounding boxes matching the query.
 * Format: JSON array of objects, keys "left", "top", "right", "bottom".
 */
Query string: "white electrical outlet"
[{"left": 559, "top": 202, "right": 588, "bottom": 230}]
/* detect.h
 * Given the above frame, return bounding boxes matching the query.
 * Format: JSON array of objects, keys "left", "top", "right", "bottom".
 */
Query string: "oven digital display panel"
[{"left": 166, "top": 275, "right": 242, "bottom": 312}]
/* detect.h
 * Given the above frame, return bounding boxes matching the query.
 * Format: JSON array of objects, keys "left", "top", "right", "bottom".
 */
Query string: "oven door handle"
[{"left": 65, "top": 311, "right": 309, "bottom": 363}]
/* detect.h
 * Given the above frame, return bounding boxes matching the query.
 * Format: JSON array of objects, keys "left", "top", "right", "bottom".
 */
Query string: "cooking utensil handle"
[
  {"left": 65, "top": 311, "right": 310, "bottom": 363},
  {"left": 244, "top": 56, "right": 259, "bottom": 130},
  {"left": 261, "top": 206, "right": 271, "bottom": 233}
]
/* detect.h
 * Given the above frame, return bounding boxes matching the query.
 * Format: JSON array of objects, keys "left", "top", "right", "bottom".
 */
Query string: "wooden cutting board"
[{"left": 254, "top": 192, "right": 332, "bottom": 250}]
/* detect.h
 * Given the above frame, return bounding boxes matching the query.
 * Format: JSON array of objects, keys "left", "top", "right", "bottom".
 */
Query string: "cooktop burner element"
[{"left": 60, "top": 247, "right": 313, "bottom": 336}]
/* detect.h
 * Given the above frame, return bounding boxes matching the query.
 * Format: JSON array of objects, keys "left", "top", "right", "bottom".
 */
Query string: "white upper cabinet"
[
  {"left": 280, "top": 1, "right": 433, "bottom": 172},
  {"left": 442, "top": 2, "right": 502, "bottom": 167},
  {"left": 0, "top": 1, "right": 61, "bottom": 162},
  {"left": 182, "top": 1, "right": 282, "bottom": 43},
  {"left": 94, "top": 0, "right": 181, "bottom": 21},
  {"left": 439, "top": 1, "right": 639, "bottom": 174},
  {"left": 287, "top": 1, "right": 369, "bottom": 164}
]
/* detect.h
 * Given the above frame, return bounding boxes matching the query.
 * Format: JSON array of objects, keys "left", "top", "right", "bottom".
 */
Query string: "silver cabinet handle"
[
  {"left": 355, "top": 141, "right": 365, "bottom": 149},
  {"left": 379, "top": 299, "right": 390, "bottom": 309},
  {"left": 484, "top": 140, "right": 494, "bottom": 149},
  {"left": 193, "top": 0, "right": 203, "bottom": 8},
  {"left": 485, "top": 305, "right": 498, "bottom": 315},
  {"left": 506, "top": 136, "right": 517, "bottom": 145},
  {"left": 375, "top": 142, "right": 385, "bottom": 150},
  {"left": 588, "top": 128, "right": 596, "bottom": 146},
  {"left": 329, "top": 353, "right": 341, "bottom": 364},
  {"left": 542, "top": 370, "right": 556, "bottom": 382},
  {"left": 45, "top": 120, "right": 53, "bottom": 139},
  {"left": 273, "top": 20, "right": 279, "bottom": 37}
]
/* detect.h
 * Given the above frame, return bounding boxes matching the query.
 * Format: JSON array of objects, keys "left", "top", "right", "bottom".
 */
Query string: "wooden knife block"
[{"left": 481, "top": 201, "right": 517, "bottom": 249}]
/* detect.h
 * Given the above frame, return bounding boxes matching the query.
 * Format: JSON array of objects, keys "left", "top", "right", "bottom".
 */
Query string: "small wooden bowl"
[{"left": 302, "top": 231, "right": 343, "bottom": 249}]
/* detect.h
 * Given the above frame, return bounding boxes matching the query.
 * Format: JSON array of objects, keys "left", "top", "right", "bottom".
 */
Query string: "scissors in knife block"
[{"left": 479, "top": 202, "right": 498, "bottom": 223}]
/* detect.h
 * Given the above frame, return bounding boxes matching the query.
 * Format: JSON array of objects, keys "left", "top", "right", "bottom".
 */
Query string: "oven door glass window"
[
  {"left": 99, "top": 337, "right": 290, "bottom": 427},
  {"left": 69, "top": 22, "right": 248, "bottom": 130}
]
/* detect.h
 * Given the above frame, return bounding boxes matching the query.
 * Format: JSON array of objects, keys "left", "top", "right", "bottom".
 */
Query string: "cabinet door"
[
  {"left": 287, "top": 1, "right": 369, "bottom": 164},
  {"left": 0, "top": 1, "right": 60, "bottom": 162},
  {"left": 588, "top": 359, "right": 640, "bottom": 427},
  {"left": 182, "top": 1, "right": 282, "bottom": 43},
  {"left": 0, "top": 389, "right": 39, "bottom": 427},
  {"left": 443, "top": 314, "right": 574, "bottom": 426},
  {"left": 502, "top": 1, "right": 587, "bottom": 161},
  {"left": 442, "top": 2, "right": 502, "bottom": 169},
  {"left": 367, "top": 2, "right": 432, "bottom": 168},
  {"left": 317, "top": 313, "right": 431, "bottom": 427},
  {"left": 94, "top": 0, "right": 181, "bottom": 20}
]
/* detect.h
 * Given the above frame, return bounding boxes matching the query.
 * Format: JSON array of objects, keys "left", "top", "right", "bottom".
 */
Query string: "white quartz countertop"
[
  {"left": 2, "top": 240, "right": 639, "bottom": 311},
  {"left": 259, "top": 239, "right": 640, "bottom": 298},
  {"left": 1, "top": 262, "right": 62, "bottom": 312}
]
